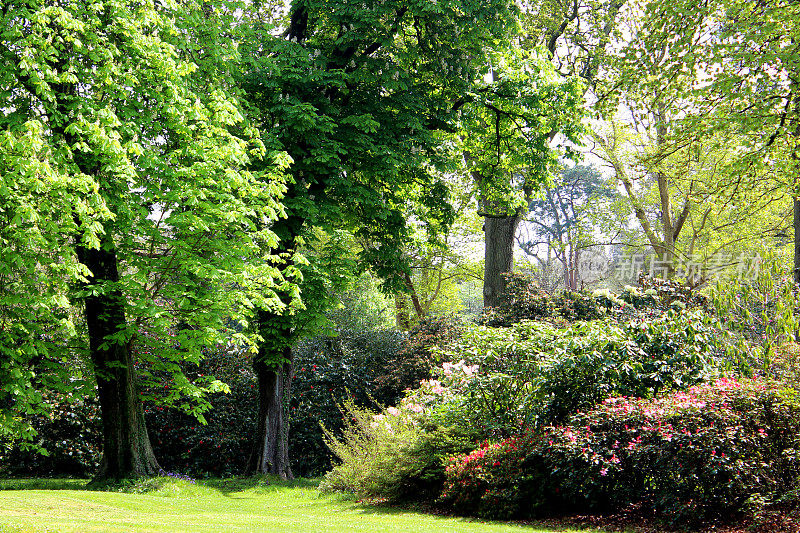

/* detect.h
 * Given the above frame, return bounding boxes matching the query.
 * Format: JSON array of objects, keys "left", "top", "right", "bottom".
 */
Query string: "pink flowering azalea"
[{"left": 406, "top": 403, "right": 424, "bottom": 413}]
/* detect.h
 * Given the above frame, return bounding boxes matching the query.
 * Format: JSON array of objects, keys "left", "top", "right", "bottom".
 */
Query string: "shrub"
[
  {"left": 481, "top": 273, "right": 556, "bottom": 326},
  {"left": 482, "top": 273, "right": 610, "bottom": 326},
  {"left": 482, "top": 272, "right": 714, "bottom": 328},
  {"left": 290, "top": 327, "right": 406, "bottom": 476},
  {"left": 320, "top": 398, "right": 473, "bottom": 502},
  {"left": 769, "top": 343, "right": 800, "bottom": 387},
  {"left": 425, "top": 311, "right": 753, "bottom": 436},
  {"left": 0, "top": 392, "right": 101, "bottom": 477},
  {"left": 322, "top": 311, "right": 757, "bottom": 509},
  {"left": 144, "top": 319, "right": 406, "bottom": 478},
  {"left": 710, "top": 251, "right": 800, "bottom": 349},
  {"left": 441, "top": 378, "right": 800, "bottom": 525},
  {"left": 372, "top": 315, "right": 464, "bottom": 401},
  {"left": 439, "top": 432, "right": 551, "bottom": 519},
  {"left": 637, "top": 274, "right": 710, "bottom": 310},
  {"left": 144, "top": 345, "right": 258, "bottom": 477}
]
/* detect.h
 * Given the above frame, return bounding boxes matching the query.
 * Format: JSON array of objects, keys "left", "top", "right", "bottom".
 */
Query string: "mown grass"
[{"left": 0, "top": 477, "right": 608, "bottom": 533}]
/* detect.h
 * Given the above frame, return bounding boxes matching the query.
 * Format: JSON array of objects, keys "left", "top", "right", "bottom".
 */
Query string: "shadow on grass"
[
  {"left": 321, "top": 493, "right": 620, "bottom": 532},
  {"left": 0, "top": 478, "right": 90, "bottom": 491},
  {"left": 0, "top": 475, "right": 321, "bottom": 496},
  {"left": 202, "top": 475, "right": 320, "bottom": 495}
]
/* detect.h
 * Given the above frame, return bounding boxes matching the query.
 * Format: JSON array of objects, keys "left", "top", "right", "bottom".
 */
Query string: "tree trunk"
[
  {"left": 247, "top": 213, "right": 303, "bottom": 479},
  {"left": 248, "top": 338, "right": 294, "bottom": 479},
  {"left": 78, "top": 240, "right": 161, "bottom": 480},
  {"left": 403, "top": 272, "right": 425, "bottom": 318},
  {"left": 395, "top": 294, "right": 411, "bottom": 330},
  {"left": 483, "top": 214, "right": 522, "bottom": 309},
  {"left": 565, "top": 246, "right": 579, "bottom": 290}
]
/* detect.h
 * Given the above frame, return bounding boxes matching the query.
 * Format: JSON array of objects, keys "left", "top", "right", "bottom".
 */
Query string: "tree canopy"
[{"left": 0, "top": 0, "right": 289, "bottom": 477}]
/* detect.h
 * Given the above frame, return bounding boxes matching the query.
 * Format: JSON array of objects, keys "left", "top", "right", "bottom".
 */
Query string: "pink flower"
[{"left": 407, "top": 403, "right": 424, "bottom": 413}]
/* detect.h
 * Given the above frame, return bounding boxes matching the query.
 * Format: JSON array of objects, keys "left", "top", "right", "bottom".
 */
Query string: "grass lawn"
[{"left": 0, "top": 477, "right": 604, "bottom": 533}]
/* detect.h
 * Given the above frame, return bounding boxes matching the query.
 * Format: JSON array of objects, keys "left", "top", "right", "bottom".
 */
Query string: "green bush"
[
  {"left": 637, "top": 274, "right": 710, "bottom": 310},
  {"left": 482, "top": 272, "right": 714, "bottom": 328},
  {"left": 423, "top": 311, "right": 753, "bottom": 437},
  {"left": 482, "top": 273, "right": 609, "bottom": 326},
  {"left": 441, "top": 378, "right": 800, "bottom": 525},
  {"left": 0, "top": 392, "right": 101, "bottom": 477},
  {"left": 3, "top": 323, "right": 408, "bottom": 479},
  {"left": 290, "top": 327, "right": 407, "bottom": 476},
  {"left": 144, "top": 324, "right": 407, "bottom": 478},
  {"left": 320, "top": 399, "right": 473, "bottom": 502},
  {"left": 711, "top": 251, "right": 800, "bottom": 349}
]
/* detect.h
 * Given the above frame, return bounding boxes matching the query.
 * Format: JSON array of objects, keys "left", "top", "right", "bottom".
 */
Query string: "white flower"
[{"left": 463, "top": 365, "right": 478, "bottom": 376}]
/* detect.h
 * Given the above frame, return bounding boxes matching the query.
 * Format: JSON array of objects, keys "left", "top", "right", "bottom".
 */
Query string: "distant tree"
[
  {"left": 520, "top": 164, "right": 617, "bottom": 289},
  {"left": 589, "top": 0, "right": 791, "bottom": 283},
  {"left": 467, "top": 0, "right": 627, "bottom": 308}
]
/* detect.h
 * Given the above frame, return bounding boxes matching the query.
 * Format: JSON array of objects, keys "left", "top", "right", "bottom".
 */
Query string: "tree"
[
  {"left": 460, "top": 49, "right": 585, "bottom": 307},
  {"left": 594, "top": 119, "right": 787, "bottom": 283},
  {"left": 393, "top": 172, "right": 484, "bottom": 325},
  {"left": 0, "top": 0, "right": 288, "bottom": 479},
  {"left": 235, "top": 0, "right": 525, "bottom": 476},
  {"left": 465, "top": 0, "right": 626, "bottom": 308},
  {"left": 520, "top": 164, "right": 617, "bottom": 289},
  {"left": 589, "top": 0, "right": 792, "bottom": 283}
]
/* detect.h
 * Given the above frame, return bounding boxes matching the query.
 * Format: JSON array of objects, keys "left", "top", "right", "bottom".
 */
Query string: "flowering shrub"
[
  {"left": 373, "top": 315, "right": 464, "bottom": 402},
  {"left": 423, "top": 311, "right": 753, "bottom": 438},
  {"left": 320, "top": 398, "right": 473, "bottom": 502},
  {"left": 439, "top": 432, "right": 552, "bottom": 519},
  {"left": 441, "top": 378, "right": 800, "bottom": 525}
]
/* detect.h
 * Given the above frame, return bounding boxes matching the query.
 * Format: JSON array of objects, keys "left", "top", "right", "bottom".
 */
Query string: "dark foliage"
[
  {"left": 290, "top": 327, "right": 406, "bottom": 476},
  {"left": 0, "top": 393, "right": 101, "bottom": 477},
  {"left": 373, "top": 315, "right": 464, "bottom": 401},
  {"left": 144, "top": 346, "right": 258, "bottom": 477}
]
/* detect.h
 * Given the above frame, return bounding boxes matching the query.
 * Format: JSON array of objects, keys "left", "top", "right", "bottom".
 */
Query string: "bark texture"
[
  {"left": 395, "top": 293, "right": 411, "bottom": 330},
  {"left": 248, "top": 337, "right": 294, "bottom": 479},
  {"left": 483, "top": 213, "right": 523, "bottom": 309},
  {"left": 78, "top": 240, "right": 161, "bottom": 479},
  {"left": 247, "top": 214, "right": 303, "bottom": 479}
]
